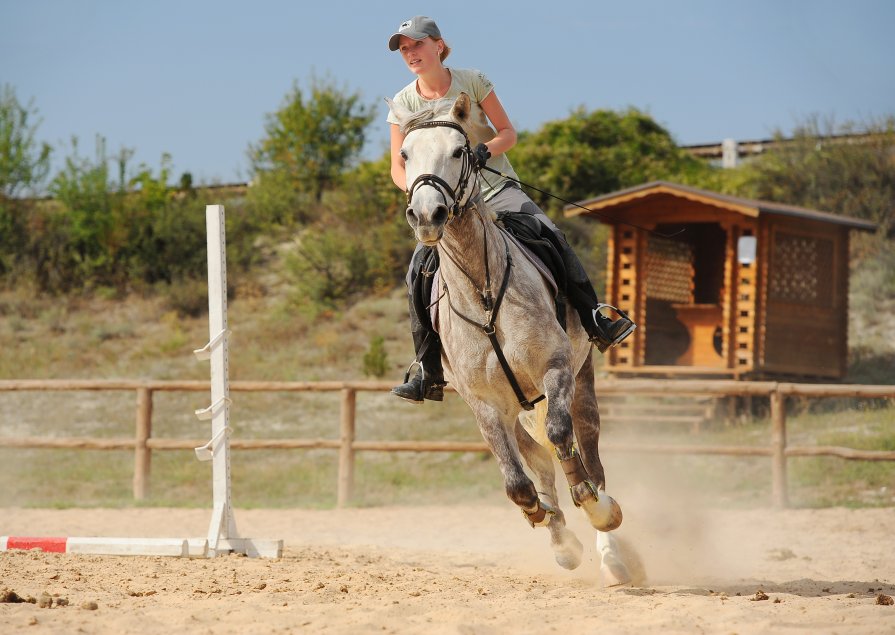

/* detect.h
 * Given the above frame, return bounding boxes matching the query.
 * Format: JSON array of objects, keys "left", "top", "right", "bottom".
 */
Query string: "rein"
[{"left": 406, "top": 118, "right": 545, "bottom": 411}]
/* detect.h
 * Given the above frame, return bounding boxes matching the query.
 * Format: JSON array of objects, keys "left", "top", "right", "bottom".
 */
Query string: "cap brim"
[{"left": 388, "top": 30, "right": 428, "bottom": 51}]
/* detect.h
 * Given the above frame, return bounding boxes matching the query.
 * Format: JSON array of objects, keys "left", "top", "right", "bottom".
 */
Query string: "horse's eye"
[
  {"left": 452, "top": 147, "right": 464, "bottom": 159},
  {"left": 400, "top": 149, "right": 408, "bottom": 161}
]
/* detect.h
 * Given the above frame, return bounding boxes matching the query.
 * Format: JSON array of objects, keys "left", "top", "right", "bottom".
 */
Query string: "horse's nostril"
[
  {"left": 405, "top": 206, "right": 416, "bottom": 223},
  {"left": 432, "top": 204, "right": 449, "bottom": 225}
]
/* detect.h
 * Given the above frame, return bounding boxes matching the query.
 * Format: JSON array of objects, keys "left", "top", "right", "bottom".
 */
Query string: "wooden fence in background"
[{"left": 1, "top": 379, "right": 893, "bottom": 508}]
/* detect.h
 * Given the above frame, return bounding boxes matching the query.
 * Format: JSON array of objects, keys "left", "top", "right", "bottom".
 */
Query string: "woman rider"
[{"left": 387, "top": 16, "right": 636, "bottom": 403}]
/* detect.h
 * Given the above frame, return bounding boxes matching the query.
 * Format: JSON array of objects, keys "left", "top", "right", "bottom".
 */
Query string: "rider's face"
[{"left": 397, "top": 36, "right": 443, "bottom": 75}]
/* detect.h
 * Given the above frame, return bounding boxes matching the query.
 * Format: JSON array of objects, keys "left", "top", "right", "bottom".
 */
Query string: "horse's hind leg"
[
  {"left": 515, "top": 420, "right": 583, "bottom": 570},
  {"left": 571, "top": 350, "right": 606, "bottom": 494},
  {"left": 542, "top": 354, "right": 617, "bottom": 527},
  {"left": 573, "top": 351, "right": 631, "bottom": 586},
  {"left": 539, "top": 353, "right": 617, "bottom": 523}
]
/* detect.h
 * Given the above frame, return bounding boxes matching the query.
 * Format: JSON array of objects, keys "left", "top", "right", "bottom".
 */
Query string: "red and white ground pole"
[
  {"left": 0, "top": 536, "right": 207, "bottom": 557},
  {"left": 1, "top": 205, "right": 283, "bottom": 559}
]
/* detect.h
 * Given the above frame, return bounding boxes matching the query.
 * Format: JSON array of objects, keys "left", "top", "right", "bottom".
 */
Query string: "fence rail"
[{"left": 1, "top": 379, "right": 893, "bottom": 508}]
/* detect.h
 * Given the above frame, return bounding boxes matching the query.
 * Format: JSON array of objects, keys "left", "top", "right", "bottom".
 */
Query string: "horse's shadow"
[{"left": 620, "top": 578, "right": 895, "bottom": 600}]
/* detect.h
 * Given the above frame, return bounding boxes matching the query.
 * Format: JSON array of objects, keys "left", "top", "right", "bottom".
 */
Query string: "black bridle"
[
  {"left": 404, "top": 119, "right": 545, "bottom": 411},
  {"left": 404, "top": 120, "right": 476, "bottom": 222}
]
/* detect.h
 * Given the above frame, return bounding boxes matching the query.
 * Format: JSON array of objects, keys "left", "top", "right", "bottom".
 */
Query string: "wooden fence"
[{"left": 1, "top": 379, "right": 893, "bottom": 508}]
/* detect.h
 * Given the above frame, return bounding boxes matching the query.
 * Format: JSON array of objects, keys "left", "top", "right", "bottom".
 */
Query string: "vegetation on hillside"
[
  {"left": 1, "top": 83, "right": 892, "bottom": 510},
  {"left": 1, "top": 82, "right": 893, "bottom": 343}
]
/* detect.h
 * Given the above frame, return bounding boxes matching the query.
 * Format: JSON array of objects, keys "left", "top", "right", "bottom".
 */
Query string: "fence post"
[
  {"left": 770, "top": 389, "right": 788, "bottom": 508},
  {"left": 337, "top": 387, "right": 356, "bottom": 507},
  {"left": 134, "top": 387, "right": 153, "bottom": 501}
]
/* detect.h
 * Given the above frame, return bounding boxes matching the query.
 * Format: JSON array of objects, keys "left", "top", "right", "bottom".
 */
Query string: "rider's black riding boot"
[
  {"left": 391, "top": 328, "right": 446, "bottom": 404},
  {"left": 393, "top": 246, "right": 446, "bottom": 404},
  {"left": 555, "top": 235, "right": 637, "bottom": 353}
]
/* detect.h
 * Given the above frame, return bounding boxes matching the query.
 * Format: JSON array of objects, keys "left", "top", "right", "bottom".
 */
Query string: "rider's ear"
[{"left": 451, "top": 92, "right": 472, "bottom": 124}]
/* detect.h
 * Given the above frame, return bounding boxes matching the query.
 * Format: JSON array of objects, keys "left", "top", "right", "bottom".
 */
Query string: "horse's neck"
[{"left": 439, "top": 204, "right": 506, "bottom": 298}]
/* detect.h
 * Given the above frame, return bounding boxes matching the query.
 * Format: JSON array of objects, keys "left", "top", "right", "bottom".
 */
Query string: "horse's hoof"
[
  {"left": 600, "top": 559, "right": 632, "bottom": 587},
  {"left": 552, "top": 530, "right": 583, "bottom": 570},
  {"left": 574, "top": 486, "right": 623, "bottom": 532},
  {"left": 597, "top": 531, "right": 634, "bottom": 587}
]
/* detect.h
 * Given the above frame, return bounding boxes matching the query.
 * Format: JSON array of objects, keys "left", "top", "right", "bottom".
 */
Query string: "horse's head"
[{"left": 387, "top": 93, "right": 477, "bottom": 246}]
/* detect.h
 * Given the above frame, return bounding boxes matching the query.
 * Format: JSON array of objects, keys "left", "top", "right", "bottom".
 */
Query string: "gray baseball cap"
[{"left": 388, "top": 16, "right": 442, "bottom": 51}]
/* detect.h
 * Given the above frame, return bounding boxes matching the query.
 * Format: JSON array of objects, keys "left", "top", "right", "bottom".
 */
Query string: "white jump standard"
[
  {"left": 196, "top": 204, "right": 282, "bottom": 558},
  {"left": 1, "top": 205, "right": 282, "bottom": 559}
]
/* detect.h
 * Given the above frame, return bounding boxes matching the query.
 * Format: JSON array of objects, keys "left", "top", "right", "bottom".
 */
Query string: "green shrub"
[
  {"left": 362, "top": 335, "right": 389, "bottom": 378},
  {"left": 160, "top": 277, "right": 209, "bottom": 318}
]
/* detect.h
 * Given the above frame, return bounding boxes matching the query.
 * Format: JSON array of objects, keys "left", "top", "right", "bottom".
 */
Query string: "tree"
[
  {"left": 284, "top": 151, "right": 411, "bottom": 313},
  {"left": 737, "top": 116, "right": 895, "bottom": 239},
  {"left": 505, "top": 107, "right": 715, "bottom": 291},
  {"left": 249, "top": 76, "right": 376, "bottom": 204},
  {"left": 508, "top": 107, "right": 711, "bottom": 215},
  {"left": 0, "top": 84, "right": 52, "bottom": 199}
]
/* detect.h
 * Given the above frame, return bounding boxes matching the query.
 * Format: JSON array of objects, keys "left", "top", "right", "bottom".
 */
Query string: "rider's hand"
[{"left": 472, "top": 143, "right": 491, "bottom": 170}]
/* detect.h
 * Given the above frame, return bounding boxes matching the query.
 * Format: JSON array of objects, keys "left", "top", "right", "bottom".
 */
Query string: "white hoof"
[
  {"left": 600, "top": 556, "right": 632, "bottom": 587},
  {"left": 552, "top": 529, "right": 584, "bottom": 570},
  {"left": 597, "top": 531, "right": 632, "bottom": 587}
]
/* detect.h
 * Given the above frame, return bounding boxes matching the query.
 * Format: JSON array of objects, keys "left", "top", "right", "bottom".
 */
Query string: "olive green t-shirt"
[{"left": 387, "top": 68, "right": 519, "bottom": 201}]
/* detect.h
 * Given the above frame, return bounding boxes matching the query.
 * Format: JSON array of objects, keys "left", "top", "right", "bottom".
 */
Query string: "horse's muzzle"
[{"left": 406, "top": 203, "right": 449, "bottom": 245}]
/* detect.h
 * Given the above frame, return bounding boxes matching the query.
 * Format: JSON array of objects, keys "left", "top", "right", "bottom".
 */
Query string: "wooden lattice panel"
[
  {"left": 645, "top": 235, "right": 693, "bottom": 302},
  {"left": 769, "top": 233, "right": 834, "bottom": 307}
]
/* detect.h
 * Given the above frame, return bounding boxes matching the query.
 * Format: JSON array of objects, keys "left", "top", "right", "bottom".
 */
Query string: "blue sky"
[{"left": 2, "top": 0, "right": 893, "bottom": 187}]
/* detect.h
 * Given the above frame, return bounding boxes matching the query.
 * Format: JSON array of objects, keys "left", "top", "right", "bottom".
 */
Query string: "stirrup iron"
[
  {"left": 593, "top": 303, "right": 637, "bottom": 349},
  {"left": 402, "top": 359, "right": 426, "bottom": 385}
]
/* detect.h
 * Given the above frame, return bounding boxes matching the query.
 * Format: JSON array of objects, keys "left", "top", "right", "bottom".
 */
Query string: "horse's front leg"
[
  {"left": 515, "top": 420, "right": 583, "bottom": 570},
  {"left": 469, "top": 401, "right": 545, "bottom": 523}
]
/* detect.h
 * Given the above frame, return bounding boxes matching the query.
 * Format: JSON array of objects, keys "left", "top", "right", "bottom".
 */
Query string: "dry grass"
[{"left": 0, "top": 268, "right": 893, "bottom": 510}]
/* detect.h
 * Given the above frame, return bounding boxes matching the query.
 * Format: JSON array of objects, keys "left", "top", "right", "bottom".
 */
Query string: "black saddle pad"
[{"left": 495, "top": 211, "right": 568, "bottom": 296}]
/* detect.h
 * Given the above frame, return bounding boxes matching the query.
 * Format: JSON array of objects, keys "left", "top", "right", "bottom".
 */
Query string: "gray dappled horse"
[{"left": 388, "top": 93, "right": 630, "bottom": 585}]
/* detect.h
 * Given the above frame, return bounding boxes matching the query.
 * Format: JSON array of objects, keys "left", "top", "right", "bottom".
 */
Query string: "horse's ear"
[
  {"left": 451, "top": 92, "right": 472, "bottom": 124},
  {"left": 385, "top": 97, "right": 413, "bottom": 127}
]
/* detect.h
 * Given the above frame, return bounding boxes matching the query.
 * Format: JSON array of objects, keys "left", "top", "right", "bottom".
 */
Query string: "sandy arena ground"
[{"left": 1, "top": 500, "right": 894, "bottom": 634}]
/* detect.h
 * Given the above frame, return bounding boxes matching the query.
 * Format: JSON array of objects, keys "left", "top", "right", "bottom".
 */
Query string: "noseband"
[{"left": 404, "top": 120, "right": 476, "bottom": 221}]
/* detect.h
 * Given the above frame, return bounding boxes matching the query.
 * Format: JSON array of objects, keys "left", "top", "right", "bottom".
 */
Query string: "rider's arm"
[
  {"left": 390, "top": 124, "right": 407, "bottom": 191},
  {"left": 480, "top": 91, "right": 517, "bottom": 157}
]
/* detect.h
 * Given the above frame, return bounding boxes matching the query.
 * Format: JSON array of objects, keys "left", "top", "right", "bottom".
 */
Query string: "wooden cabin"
[{"left": 567, "top": 181, "right": 876, "bottom": 380}]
